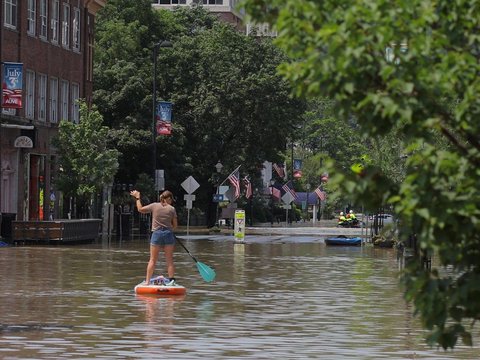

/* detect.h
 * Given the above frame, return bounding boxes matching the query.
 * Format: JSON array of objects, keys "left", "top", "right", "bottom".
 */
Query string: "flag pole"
[{"left": 219, "top": 165, "right": 241, "bottom": 187}]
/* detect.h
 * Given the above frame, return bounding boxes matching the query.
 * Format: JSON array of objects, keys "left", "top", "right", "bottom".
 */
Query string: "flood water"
[{"left": 0, "top": 235, "right": 478, "bottom": 359}]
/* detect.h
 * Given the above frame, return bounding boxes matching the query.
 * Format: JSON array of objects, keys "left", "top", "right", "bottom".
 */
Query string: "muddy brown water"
[{"left": 0, "top": 235, "right": 478, "bottom": 359}]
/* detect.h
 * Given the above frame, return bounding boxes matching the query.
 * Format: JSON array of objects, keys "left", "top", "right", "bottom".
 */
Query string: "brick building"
[
  {"left": 151, "top": 0, "right": 245, "bottom": 31},
  {"left": 151, "top": 1, "right": 277, "bottom": 37},
  {"left": 0, "top": 0, "right": 105, "bottom": 237}
]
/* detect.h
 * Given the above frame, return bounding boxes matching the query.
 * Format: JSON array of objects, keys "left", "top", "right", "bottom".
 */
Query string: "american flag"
[
  {"left": 282, "top": 180, "right": 297, "bottom": 199},
  {"left": 270, "top": 184, "right": 281, "bottom": 200},
  {"left": 273, "top": 163, "right": 285, "bottom": 179},
  {"left": 228, "top": 168, "right": 241, "bottom": 199},
  {"left": 244, "top": 176, "right": 252, "bottom": 199},
  {"left": 314, "top": 186, "right": 326, "bottom": 201}
]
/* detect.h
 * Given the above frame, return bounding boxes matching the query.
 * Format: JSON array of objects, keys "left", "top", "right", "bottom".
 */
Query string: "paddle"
[{"left": 175, "top": 236, "right": 216, "bottom": 282}]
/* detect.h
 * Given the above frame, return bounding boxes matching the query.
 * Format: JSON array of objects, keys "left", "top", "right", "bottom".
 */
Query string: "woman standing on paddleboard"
[{"left": 130, "top": 189, "right": 178, "bottom": 285}]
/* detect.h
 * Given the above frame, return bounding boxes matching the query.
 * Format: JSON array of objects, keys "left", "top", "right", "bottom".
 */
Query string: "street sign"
[
  {"left": 282, "top": 192, "right": 295, "bottom": 205},
  {"left": 155, "top": 169, "right": 165, "bottom": 191},
  {"left": 181, "top": 176, "right": 200, "bottom": 194},
  {"left": 213, "top": 194, "right": 224, "bottom": 202},
  {"left": 224, "top": 187, "right": 235, "bottom": 202},
  {"left": 219, "top": 185, "right": 229, "bottom": 195},
  {"left": 2, "top": 108, "right": 16, "bottom": 115},
  {"left": 184, "top": 194, "right": 196, "bottom": 209},
  {"left": 234, "top": 210, "right": 245, "bottom": 242}
]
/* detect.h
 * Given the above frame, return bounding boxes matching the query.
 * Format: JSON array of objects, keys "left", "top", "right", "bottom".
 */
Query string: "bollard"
[{"left": 234, "top": 210, "right": 245, "bottom": 242}]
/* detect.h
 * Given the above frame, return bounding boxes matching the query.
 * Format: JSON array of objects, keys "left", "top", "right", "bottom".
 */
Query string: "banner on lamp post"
[
  {"left": 2, "top": 62, "right": 23, "bottom": 109},
  {"left": 156, "top": 101, "right": 173, "bottom": 135},
  {"left": 293, "top": 158, "right": 303, "bottom": 178}
]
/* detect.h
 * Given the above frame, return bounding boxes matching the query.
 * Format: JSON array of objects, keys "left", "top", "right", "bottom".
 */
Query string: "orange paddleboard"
[{"left": 134, "top": 282, "right": 186, "bottom": 296}]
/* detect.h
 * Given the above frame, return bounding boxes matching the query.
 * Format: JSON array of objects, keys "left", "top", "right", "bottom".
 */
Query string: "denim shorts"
[{"left": 150, "top": 228, "right": 175, "bottom": 246}]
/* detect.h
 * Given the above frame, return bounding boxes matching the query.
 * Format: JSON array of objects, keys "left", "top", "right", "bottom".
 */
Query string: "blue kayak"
[{"left": 325, "top": 236, "right": 362, "bottom": 246}]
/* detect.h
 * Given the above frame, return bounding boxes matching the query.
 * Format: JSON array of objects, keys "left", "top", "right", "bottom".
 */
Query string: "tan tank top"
[{"left": 142, "top": 202, "right": 177, "bottom": 231}]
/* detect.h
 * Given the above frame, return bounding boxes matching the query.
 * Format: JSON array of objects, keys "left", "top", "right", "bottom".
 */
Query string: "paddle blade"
[{"left": 196, "top": 261, "right": 216, "bottom": 282}]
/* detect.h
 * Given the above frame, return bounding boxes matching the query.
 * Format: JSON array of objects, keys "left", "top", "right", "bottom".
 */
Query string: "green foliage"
[
  {"left": 94, "top": 0, "right": 181, "bottom": 183},
  {"left": 94, "top": 4, "right": 305, "bottom": 223},
  {"left": 52, "top": 102, "right": 119, "bottom": 213},
  {"left": 296, "top": 98, "right": 368, "bottom": 209},
  {"left": 372, "top": 224, "right": 398, "bottom": 248},
  {"left": 293, "top": 98, "right": 373, "bottom": 214},
  {"left": 242, "top": 0, "right": 480, "bottom": 349},
  {"left": 134, "top": 173, "right": 156, "bottom": 204},
  {"left": 163, "top": 22, "right": 303, "bottom": 179},
  {"left": 302, "top": 99, "right": 367, "bottom": 170}
]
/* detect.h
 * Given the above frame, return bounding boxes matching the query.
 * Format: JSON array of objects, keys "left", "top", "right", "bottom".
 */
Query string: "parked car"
[{"left": 369, "top": 213, "right": 394, "bottom": 224}]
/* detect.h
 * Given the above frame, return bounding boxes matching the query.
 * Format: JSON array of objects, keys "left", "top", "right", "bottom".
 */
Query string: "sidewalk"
[{"left": 177, "top": 220, "right": 368, "bottom": 238}]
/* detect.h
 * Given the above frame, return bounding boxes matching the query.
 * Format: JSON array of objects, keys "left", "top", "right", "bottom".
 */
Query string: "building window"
[
  {"left": 51, "top": 0, "right": 59, "bottom": 43},
  {"left": 61, "top": 80, "right": 69, "bottom": 121},
  {"left": 4, "top": 0, "right": 18, "bottom": 29},
  {"left": 71, "top": 83, "right": 80, "bottom": 123},
  {"left": 27, "top": 0, "right": 36, "bottom": 35},
  {"left": 87, "top": 15, "right": 93, "bottom": 81},
  {"left": 203, "top": 0, "right": 223, "bottom": 4},
  {"left": 159, "top": 0, "right": 187, "bottom": 3},
  {"left": 38, "top": 74, "right": 47, "bottom": 121},
  {"left": 26, "top": 71, "right": 35, "bottom": 120},
  {"left": 49, "top": 77, "right": 58, "bottom": 123},
  {"left": 40, "top": 0, "right": 48, "bottom": 39},
  {"left": 62, "top": 3, "right": 70, "bottom": 48},
  {"left": 72, "top": 7, "right": 80, "bottom": 51}
]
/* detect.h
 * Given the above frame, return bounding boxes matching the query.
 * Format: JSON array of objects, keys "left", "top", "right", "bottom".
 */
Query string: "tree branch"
[{"left": 439, "top": 122, "right": 480, "bottom": 167}]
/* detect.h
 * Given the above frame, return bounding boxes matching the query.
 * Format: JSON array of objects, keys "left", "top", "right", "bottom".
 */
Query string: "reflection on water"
[
  {"left": 0, "top": 238, "right": 478, "bottom": 359},
  {"left": 136, "top": 294, "right": 186, "bottom": 324}
]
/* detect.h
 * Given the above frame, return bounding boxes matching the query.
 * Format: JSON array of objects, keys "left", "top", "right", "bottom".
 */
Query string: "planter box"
[{"left": 12, "top": 219, "right": 101, "bottom": 244}]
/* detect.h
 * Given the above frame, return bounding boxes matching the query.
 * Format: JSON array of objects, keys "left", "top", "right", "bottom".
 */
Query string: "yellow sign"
[{"left": 234, "top": 210, "right": 245, "bottom": 242}]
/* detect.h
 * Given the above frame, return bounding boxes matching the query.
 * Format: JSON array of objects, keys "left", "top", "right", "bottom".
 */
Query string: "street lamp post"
[
  {"left": 214, "top": 161, "right": 223, "bottom": 226},
  {"left": 152, "top": 40, "right": 173, "bottom": 186},
  {"left": 270, "top": 179, "right": 275, "bottom": 226},
  {"left": 305, "top": 183, "right": 311, "bottom": 223}
]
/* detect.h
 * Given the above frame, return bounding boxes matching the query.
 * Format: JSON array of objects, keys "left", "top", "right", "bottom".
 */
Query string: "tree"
[
  {"left": 242, "top": 0, "right": 480, "bottom": 349},
  {"left": 301, "top": 98, "right": 367, "bottom": 172},
  {"left": 293, "top": 98, "right": 367, "bottom": 217},
  {"left": 160, "top": 18, "right": 305, "bottom": 221},
  {"left": 52, "top": 102, "right": 119, "bottom": 218},
  {"left": 94, "top": 0, "right": 168, "bottom": 182},
  {"left": 94, "top": 3, "right": 305, "bottom": 224}
]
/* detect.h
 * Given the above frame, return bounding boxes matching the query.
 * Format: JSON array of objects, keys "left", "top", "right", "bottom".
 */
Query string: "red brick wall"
[
  {"left": 0, "top": 0, "right": 103, "bottom": 221},
  {"left": 1, "top": 0, "right": 89, "bottom": 122}
]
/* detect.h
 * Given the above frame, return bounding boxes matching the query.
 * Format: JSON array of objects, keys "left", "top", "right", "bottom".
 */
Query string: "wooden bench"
[{"left": 12, "top": 219, "right": 102, "bottom": 244}]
